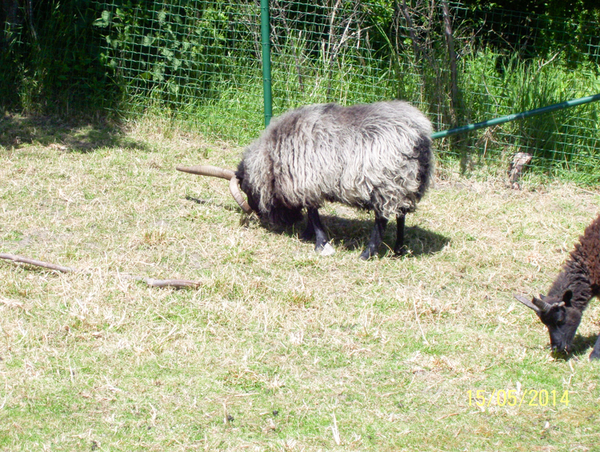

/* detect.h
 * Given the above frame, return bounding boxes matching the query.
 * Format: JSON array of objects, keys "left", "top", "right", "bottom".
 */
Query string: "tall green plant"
[{"left": 0, "top": 0, "right": 115, "bottom": 114}]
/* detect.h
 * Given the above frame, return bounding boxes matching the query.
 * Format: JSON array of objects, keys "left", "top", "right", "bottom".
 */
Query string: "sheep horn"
[
  {"left": 229, "top": 176, "right": 253, "bottom": 214},
  {"left": 176, "top": 165, "right": 236, "bottom": 180},
  {"left": 531, "top": 295, "right": 552, "bottom": 313},
  {"left": 177, "top": 164, "right": 253, "bottom": 214},
  {"left": 514, "top": 294, "right": 542, "bottom": 313}
]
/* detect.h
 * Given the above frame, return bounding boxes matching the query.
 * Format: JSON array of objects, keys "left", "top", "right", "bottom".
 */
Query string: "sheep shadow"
[
  {"left": 320, "top": 214, "right": 448, "bottom": 257},
  {"left": 558, "top": 334, "right": 600, "bottom": 361},
  {"left": 183, "top": 197, "right": 449, "bottom": 257},
  {"left": 280, "top": 214, "right": 449, "bottom": 258}
]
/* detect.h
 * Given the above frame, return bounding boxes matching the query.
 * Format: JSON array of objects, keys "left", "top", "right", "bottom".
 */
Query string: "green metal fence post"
[
  {"left": 431, "top": 94, "right": 600, "bottom": 140},
  {"left": 261, "top": 0, "right": 273, "bottom": 127}
]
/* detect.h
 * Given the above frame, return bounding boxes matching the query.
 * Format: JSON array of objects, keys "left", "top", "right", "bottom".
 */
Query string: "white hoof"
[{"left": 319, "top": 243, "right": 335, "bottom": 256}]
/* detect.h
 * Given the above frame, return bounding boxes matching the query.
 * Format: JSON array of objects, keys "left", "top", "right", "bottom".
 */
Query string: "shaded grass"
[{"left": 1, "top": 117, "right": 600, "bottom": 451}]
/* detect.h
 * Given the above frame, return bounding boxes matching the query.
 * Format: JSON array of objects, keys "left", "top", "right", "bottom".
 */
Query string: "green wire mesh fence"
[
  {"left": 93, "top": 1, "right": 600, "bottom": 183},
  {"left": 93, "top": 1, "right": 264, "bottom": 138}
]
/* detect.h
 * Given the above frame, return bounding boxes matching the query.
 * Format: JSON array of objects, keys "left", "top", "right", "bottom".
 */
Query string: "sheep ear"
[
  {"left": 562, "top": 290, "right": 573, "bottom": 306},
  {"left": 514, "top": 294, "right": 541, "bottom": 313}
]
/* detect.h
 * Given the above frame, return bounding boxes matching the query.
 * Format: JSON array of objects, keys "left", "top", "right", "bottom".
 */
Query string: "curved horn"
[
  {"left": 531, "top": 295, "right": 552, "bottom": 313},
  {"left": 176, "top": 165, "right": 235, "bottom": 180},
  {"left": 514, "top": 294, "right": 541, "bottom": 313},
  {"left": 177, "top": 164, "right": 253, "bottom": 214},
  {"left": 229, "top": 176, "right": 253, "bottom": 214}
]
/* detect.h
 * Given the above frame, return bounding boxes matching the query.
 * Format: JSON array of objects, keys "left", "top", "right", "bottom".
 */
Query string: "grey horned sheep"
[
  {"left": 515, "top": 213, "right": 600, "bottom": 360},
  {"left": 178, "top": 100, "right": 434, "bottom": 260}
]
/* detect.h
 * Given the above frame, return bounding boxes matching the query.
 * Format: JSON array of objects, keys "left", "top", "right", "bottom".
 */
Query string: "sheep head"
[
  {"left": 514, "top": 292, "right": 582, "bottom": 354},
  {"left": 234, "top": 160, "right": 304, "bottom": 227}
]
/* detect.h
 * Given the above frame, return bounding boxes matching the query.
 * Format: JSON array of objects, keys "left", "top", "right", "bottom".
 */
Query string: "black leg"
[
  {"left": 360, "top": 214, "right": 388, "bottom": 260},
  {"left": 393, "top": 213, "right": 407, "bottom": 256},
  {"left": 306, "top": 207, "right": 332, "bottom": 254},
  {"left": 300, "top": 213, "right": 315, "bottom": 241},
  {"left": 590, "top": 334, "right": 600, "bottom": 360}
]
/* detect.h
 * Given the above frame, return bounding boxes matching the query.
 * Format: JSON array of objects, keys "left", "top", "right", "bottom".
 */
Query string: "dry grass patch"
[{"left": 1, "top": 116, "right": 600, "bottom": 451}]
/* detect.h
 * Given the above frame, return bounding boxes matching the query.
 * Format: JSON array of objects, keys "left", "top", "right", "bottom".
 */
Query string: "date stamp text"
[{"left": 468, "top": 389, "right": 569, "bottom": 407}]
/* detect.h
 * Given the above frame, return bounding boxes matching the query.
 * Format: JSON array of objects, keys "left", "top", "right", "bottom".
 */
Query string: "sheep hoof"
[
  {"left": 394, "top": 246, "right": 408, "bottom": 257},
  {"left": 318, "top": 243, "right": 335, "bottom": 256}
]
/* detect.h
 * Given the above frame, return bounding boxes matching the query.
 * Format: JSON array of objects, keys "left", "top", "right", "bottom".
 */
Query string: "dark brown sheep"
[{"left": 516, "top": 214, "right": 600, "bottom": 360}]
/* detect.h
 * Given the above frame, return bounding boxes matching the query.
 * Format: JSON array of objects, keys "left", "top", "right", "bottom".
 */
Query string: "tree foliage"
[
  {"left": 0, "top": 0, "right": 116, "bottom": 113},
  {"left": 0, "top": 0, "right": 598, "bottom": 114}
]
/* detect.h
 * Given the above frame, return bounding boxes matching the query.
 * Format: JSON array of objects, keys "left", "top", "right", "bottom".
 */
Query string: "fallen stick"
[
  {"left": 0, "top": 253, "right": 200, "bottom": 289},
  {"left": 0, "top": 253, "right": 75, "bottom": 273},
  {"left": 130, "top": 276, "right": 201, "bottom": 289},
  {"left": 147, "top": 279, "right": 200, "bottom": 289}
]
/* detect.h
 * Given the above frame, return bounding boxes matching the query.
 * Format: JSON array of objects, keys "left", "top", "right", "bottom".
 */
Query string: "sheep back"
[
  {"left": 546, "top": 214, "right": 600, "bottom": 310},
  {"left": 568, "top": 214, "right": 600, "bottom": 293},
  {"left": 240, "top": 101, "right": 434, "bottom": 220}
]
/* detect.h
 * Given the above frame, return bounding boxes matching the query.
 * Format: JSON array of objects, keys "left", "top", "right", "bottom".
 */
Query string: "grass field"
[{"left": 1, "top": 114, "right": 600, "bottom": 451}]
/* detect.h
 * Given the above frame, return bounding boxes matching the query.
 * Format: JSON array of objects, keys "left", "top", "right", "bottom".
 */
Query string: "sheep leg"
[
  {"left": 300, "top": 212, "right": 316, "bottom": 241},
  {"left": 305, "top": 207, "right": 334, "bottom": 255},
  {"left": 590, "top": 334, "right": 600, "bottom": 360},
  {"left": 394, "top": 214, "right": 407, "bottom": 255},
  {"left": 360, "top": 214, "right": 388, "bottom": 260}
]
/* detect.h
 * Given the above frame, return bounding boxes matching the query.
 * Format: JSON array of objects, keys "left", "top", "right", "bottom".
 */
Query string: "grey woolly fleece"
[{"left": 238, "top": 100, "right": 434, "bottom": 222}]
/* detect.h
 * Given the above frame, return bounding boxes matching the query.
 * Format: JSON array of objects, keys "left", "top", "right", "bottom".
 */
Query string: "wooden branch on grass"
[
  {"left": 146, "top": 279, "right": 200, "bottom": 289},
  {"left": 0, "top": 253, "right": 200, "bottom": 289},
  {"left": 0, "top": 253, "right": 76, "bottom": 273},
  {"left": 130, "top": 276, "right": 201, "bottom": 289}
]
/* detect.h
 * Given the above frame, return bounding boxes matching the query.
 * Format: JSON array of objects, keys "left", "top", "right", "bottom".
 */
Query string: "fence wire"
[{"left": 93, "top": 0, "right": 600, "bottom": 184}]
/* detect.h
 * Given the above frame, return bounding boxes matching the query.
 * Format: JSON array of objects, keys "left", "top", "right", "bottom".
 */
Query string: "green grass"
[{"left": 1, "top": 115, "right": 600, "bottom": 451}]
